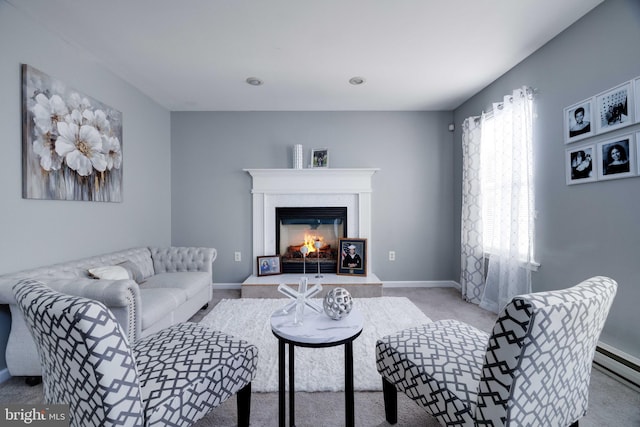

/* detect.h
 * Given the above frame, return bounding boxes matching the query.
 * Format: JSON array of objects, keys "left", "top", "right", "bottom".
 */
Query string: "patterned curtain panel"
[
  {"left": 460, "top": 117, "right": 485, "bottom": 304},
  {"left": 480, "top": 87, "right": 535, "bottom": 313}
]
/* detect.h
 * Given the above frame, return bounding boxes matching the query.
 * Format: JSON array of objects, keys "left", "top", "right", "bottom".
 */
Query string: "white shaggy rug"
[{"left": 199, "top": 297, "right": 431, "bottom": 392}]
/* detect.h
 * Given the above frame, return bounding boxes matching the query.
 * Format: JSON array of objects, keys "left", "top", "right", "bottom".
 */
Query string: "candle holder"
[
  {"left": 314, "top": 240, "right": 323, "bottom": 278},
  {"left": 300, "top": 246, "right": 308, "bottom": 276}
]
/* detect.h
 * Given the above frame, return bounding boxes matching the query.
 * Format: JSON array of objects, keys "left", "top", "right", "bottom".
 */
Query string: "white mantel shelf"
[
  {"left": 243, "top": 168, "right": 379, "bottom": 194},
  {"left": 245, "top": 168, "right": 379, "bottom": 276}
]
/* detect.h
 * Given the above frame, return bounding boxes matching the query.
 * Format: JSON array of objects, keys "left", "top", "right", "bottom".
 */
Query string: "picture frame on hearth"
[
  {"left": 257, "top": 255, "right": 282, "bottom": 276},
  {"left": 337, "top": 238, "right": 367, "bottom": 276},
  {"left": 311, "top": 148, "right": 329, "bottom": 168}
]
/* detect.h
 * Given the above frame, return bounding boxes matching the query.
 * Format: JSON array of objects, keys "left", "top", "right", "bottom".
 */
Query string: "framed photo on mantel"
[
  {"left": 311, "top": 148, "right": 328, "bottom": 168},
  {"left": 337, "top": 238, "right": 367, "bottom": 276}
]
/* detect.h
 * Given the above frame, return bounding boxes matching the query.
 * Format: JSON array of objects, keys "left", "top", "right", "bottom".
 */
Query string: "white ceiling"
[{"left": 7, "top": 0, "right": 603, "bottom": 111}]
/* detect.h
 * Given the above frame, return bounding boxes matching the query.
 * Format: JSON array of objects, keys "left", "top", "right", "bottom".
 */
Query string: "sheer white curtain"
[
  {"left": 461, "top": 86, "right": 535, "bottom": 313},
  {"left": 460, "top": 117, "right": 484, "bottom": 304}
]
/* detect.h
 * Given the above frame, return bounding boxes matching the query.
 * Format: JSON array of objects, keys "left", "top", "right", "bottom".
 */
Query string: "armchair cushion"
[
  {"left": 134, "top": 323, "right": 258, "bottom": 425},
  {"left": 376, "top": 320, "right": 489, "bottom": 425}
]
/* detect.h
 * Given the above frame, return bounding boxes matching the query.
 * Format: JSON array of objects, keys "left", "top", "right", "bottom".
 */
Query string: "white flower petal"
[
  {"left": 79, "top": 125, "right": 101, "bottom": 148},
  {"left": 67, "top": 93, "right": 82, "bottom": 109},
  {"left": 32, "top": 104, "right": 52, "bottom": 134},
  {"left": 49, "top": 95, "right": 67, "bottom": 116},
  {"left": 90, "top": 152, "right": 107, "bottom": 172},
  {"left": 66, "top": 150, "right": 93, "bottom": 176}
]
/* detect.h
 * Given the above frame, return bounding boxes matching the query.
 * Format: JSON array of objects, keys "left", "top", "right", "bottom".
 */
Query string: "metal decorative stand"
[
  {"left": 277, "top": 277, "right": 323, "bottom": 325},
  {"left": 314, "top": 240, "right": 323, "bottom": 278},
  {"left": 300, "top": 246, "right": 308, "bottom": 276}
]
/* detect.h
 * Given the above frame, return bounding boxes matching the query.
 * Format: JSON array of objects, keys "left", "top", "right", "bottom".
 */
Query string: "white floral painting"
[{"left": 22, "top": 64, "right": 123, "bottom": 202}]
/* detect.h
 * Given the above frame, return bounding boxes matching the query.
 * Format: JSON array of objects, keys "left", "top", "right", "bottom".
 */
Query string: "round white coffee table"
[{"left": 270, "top": 306, "right": 364, "bottom": 427}]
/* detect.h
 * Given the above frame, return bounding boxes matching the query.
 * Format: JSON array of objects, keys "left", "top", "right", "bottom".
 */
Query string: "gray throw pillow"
[
  {"left": 88, "top": 265, "right": 129, "bottom": 280},
  {"left": 117, "top": 260, "right": 145, "bottom": 284}
]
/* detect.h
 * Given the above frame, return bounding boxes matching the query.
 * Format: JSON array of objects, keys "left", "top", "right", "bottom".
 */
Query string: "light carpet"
[{"left": 199, "top": 297, "right": 431, "bottom": 393}]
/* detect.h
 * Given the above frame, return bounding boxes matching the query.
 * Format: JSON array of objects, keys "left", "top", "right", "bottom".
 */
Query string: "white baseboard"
[
  {"left": 382, "top": 280, "right": 460, "bottom": 289},
  {"left": 0, "top": 368, "right": 11, "bottom": 384},
  {"left": 212, "top": 283, "right": 242, "bottom": 290},
  {"left": 594, "top": 341, "right": 640, "bottom": 392}
]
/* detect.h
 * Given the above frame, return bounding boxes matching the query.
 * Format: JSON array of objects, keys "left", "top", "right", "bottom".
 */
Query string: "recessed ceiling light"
[
  {"left": 349, "top": 76, "right": 366, "bottom": 85},
  {"left": 246, "top": 77, "right": 263, "bottom": 86}
]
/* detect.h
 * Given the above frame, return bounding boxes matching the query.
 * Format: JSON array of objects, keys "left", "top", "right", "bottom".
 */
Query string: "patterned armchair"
[
  {"left": 376, "top": 276, "right": 617, "bottom": 427},
  {"left": 13, "top": 279, "right": 258, "bottom": 427}
]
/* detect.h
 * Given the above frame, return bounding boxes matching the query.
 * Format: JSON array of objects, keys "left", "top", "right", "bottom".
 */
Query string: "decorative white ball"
[{"left": 323, "top": 287, "right": 353, "bottom": 320}]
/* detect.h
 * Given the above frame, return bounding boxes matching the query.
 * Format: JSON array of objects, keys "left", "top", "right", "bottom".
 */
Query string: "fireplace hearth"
[{"left": 276, "top": 207, "right": 347, "bottom": 274}]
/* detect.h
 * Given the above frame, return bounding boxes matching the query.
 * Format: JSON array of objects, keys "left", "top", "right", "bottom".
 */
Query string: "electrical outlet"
[
  {"left": 234, "top": 251, "right": 241, "bottom": 262},
  {"left": 388, "top": 251, "right": 396, "bottom": 261}
]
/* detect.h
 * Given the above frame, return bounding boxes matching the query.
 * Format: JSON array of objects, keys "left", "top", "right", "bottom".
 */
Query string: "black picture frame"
[
  {"left": 337, "top": 238, "right": 367, "bottom": 276},
  {"left": 257, "top": 255, "right": 282, "bottom": 276}
]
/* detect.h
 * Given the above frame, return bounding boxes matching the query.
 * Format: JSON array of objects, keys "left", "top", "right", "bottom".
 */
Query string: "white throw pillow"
[{"left": 88, "top": 265, "right": 130, "bottom": 280}]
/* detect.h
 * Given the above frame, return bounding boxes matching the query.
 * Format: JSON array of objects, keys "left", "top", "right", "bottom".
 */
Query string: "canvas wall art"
[{"left": 22, "top": 64, "right": 123, "bottom": 202}]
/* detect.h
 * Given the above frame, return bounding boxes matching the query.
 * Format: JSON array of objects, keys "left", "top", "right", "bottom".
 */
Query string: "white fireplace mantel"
[{"left": 244, "top": 168, "right": 379, "bottom": 276}]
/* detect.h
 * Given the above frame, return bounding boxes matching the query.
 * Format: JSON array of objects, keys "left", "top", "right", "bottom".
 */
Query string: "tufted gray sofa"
[{"left": 0, "top": 246, "right": 217, "bottom": 377}]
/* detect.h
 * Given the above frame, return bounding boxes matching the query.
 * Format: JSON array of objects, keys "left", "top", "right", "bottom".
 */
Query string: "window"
[{"left": 479, "top": 93, "right": 536, "bottom": 267}]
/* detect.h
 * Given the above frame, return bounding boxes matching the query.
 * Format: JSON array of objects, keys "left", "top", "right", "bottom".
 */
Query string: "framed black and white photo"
[
  {"left": 595, "top": 81, "right": 634, "bottom": 135},
  {"left": 597, "top": 134, "right": 635, "bottom": 181},
  {"left": 337, "top": 238, "right": 367, "bottom": 276},
  {"left": 637, "top": 132, "right": 640, "bottom": 175},
  {"left": 311, "top": 148, "right": 328, "bottom": 168},
  {"left": 635, "top": 77, "right": 640, "bottom": 122},
  {"left": 257, "top": 255, "right": 282, "bottom": 276},
  {"left": 566, "top": 144, "right": 596, "bottom": 185},
  {"left": 564, "top": 98, "right": 594, "bottom": 143}
]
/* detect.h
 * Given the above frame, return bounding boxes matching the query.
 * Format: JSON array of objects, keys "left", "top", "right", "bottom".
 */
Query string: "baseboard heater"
[{"left": 594, "top": 342, "right": 640, "bottom": 391}]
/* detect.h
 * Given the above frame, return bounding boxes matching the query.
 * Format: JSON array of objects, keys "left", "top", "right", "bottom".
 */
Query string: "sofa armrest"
[
  {"left": 54, "top": 278, "right": 141, "bottom": 342},
  {"left": 9, "top": 277, "right": 141, "bottom": 342},
  {"left": 150, "top": 247, "right": 217, "bottom": 276}
]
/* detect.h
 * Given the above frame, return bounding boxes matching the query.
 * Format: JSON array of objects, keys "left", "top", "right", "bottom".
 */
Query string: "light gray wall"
[
  {"left": 171, "top": 111, "right": 455, "bottom": 283},
  {"left": 453, "top": 0, "right": 640, "bottom": 359},
  {"left": 0, "top": 1, "right": 172, "bottom": 370}
]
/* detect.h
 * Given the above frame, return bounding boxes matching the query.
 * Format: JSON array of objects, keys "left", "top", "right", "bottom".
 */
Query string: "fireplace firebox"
[{"left": 276, "top": 207, "right": 347, "bottom": 274}]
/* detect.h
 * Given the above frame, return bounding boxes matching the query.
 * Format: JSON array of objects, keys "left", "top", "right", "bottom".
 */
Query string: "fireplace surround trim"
[{"left": 245, "top": 168, "right": 379, "bottom": 276}]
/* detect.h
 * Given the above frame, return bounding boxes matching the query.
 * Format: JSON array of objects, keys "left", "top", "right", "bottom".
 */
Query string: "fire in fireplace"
[{"left": 275, "top": 207, "right": 347, "bottom": 273}]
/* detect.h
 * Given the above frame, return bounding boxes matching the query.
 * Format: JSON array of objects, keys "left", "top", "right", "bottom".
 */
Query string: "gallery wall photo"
[
  {"left": 564, "top": 76, "right": 640, "bottom": 185},
  {"left": 22, "top": 64, "right": 123, "bottom": 202}
]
